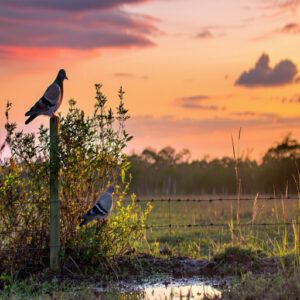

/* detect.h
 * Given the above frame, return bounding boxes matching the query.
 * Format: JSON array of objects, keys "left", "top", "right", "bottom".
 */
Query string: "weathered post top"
[{"left": 50, "top": 116, "right": 60, "bottom": 272}]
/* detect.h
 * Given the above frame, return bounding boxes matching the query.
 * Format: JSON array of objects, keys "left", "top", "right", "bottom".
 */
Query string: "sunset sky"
[{"left": 1, "top": 0, "right": 300, "bottom": 160}]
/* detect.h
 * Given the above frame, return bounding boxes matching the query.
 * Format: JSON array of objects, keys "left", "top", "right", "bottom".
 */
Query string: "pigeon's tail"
[
  {"left": 25, "top": 114, "right": 38, "bottom": 125},
  {"left": 79, "top": 218, "right": 88, "bottom": 227}
]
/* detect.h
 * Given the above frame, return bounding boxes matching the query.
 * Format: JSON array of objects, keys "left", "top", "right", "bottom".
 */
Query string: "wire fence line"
[
  {"left": 2, "top": 221, "right": 300, "bottom": 252},
  {"left": 1, "top": 195, "right": 299, "bottom": 236},
  {"left": 0, "top": 221, "right": 300, "bottom": 237},
  {"left": 7, "top": 195, "right": 299, "bottom": 207},
  {"left": 1, "top": 221, "right": 298, "bottom": 236},
  {"left": 1, "top": 196, "right": 299, "bottom": 254},
  {"left": 133, "top": 196, "right": 300, "bottom": 203},
  {"left": 0, "top": 247, "right": 48, "bottom": 252},
  {"left": 144, "top": 222, "right": 300, "bottom": 229}
]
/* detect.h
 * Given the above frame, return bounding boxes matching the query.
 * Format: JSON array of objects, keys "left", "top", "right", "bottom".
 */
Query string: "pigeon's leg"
[{"left": 51, "top": 112, "right": 56, "bottom": 118}]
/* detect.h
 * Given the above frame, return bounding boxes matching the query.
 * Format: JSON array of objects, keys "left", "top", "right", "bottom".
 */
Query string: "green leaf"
[{"left": 121, "top": 168, "right": 126, "bottom": 183}]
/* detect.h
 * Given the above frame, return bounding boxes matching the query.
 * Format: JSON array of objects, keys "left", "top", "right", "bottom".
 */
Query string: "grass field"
[{"left": 129, "top": 195, "right": 300, "bottom": 258}]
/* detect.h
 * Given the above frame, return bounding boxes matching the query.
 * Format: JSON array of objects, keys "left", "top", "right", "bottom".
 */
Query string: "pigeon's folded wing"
[
  {"left": 79, "top": 190, "right": 113, "bottom": 226},
  {"left": 25, "top": 98, "right": 49, "bottom": 116},
  {"left": 98, "top": 192, "right": 113, "bottom": 214},
  {"left": 43, "top": 83, "right": 60, "bottom": 106}
]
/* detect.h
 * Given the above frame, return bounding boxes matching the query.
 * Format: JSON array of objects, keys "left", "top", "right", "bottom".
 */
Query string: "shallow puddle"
[
  {"left": 43, "top": 277, "right": 222, "bottom": 299},
  {"left": 38, "top": 278, "right": 221, "bottom": 300}
]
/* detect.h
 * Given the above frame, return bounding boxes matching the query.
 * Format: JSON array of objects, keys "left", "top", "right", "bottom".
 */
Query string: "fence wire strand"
[
  {"left": 134, "top": 196, "right": 299, "bottom": 203},
  {"left": 1, "top": 196, "right": 299, "bottom": 254},
  {"left": 144, "top": 222, "right": 300, "bottom": 229},
  {"left": 1, "top": 222, "right": 299, "bottom": 251}
]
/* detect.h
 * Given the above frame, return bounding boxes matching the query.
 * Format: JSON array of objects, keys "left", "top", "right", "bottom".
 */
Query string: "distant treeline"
[{"left": 128, "top": 135, "right": 300, "bottom": 195}]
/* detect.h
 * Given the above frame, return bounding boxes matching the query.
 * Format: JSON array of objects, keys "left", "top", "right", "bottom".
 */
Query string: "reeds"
[{"left": 231, "top": 128, "right": 242, "bottom": 226}]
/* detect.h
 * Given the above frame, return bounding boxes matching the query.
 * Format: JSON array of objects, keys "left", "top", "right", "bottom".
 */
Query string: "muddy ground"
[{"left": 1, "top": 246, "right": 295, "bottom": 295}]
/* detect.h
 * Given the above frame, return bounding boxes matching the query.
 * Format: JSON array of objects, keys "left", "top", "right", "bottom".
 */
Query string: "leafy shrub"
[
  {"left": 71, "top": 193, "right": 152, "bottom": 264},
  {"left": 0, "top": 84, "right": 151, "bottom": 273}
]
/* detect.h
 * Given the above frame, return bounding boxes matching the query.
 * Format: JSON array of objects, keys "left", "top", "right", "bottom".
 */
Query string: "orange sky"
[{"left": 1, "top": 0, "right": 300, "bottom": 160}]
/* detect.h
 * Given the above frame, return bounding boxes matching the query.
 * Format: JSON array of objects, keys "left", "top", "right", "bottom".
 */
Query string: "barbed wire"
[
  {"left": 0, "top": 222, "right": 298, "bottom": 253},
  {"left": 134, "top": 196, "right": 299, "bottom": 203},
  {"left": 2, "top": 195, "right": 299, "bottom": 207},
  {"left": 144, "top": 222, "right": 299, "bottom": 229},
  {"left": 0, "top": 226, "right": 48, "bottom": 235},
  {"left": 1, "top": 221, "right": 298, "bottom": 237},
  {"left": 1, "top": 195, "right": 299, "bottom": 254},
  {"left": 0, "top": 231, "right": 47, "bottom": 235},
  {"left": 0, "top": 246, "right": 48, "bottom": 252}
]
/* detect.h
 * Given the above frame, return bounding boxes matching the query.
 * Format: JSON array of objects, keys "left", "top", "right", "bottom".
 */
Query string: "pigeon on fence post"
[
  {"left": 79, "top": 185, "right": 115, "bottom": 227},
  {"left": 25, "top": 69, "right": 68, "bottom": 124}
]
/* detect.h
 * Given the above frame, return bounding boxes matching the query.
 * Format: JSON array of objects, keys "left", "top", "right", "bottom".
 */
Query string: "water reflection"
[
  {"left": 142, "top": 280, "right": 221, "bottom": 299},
  {"left": 94, "top": 278, "right": 221, "bottom": 300}
]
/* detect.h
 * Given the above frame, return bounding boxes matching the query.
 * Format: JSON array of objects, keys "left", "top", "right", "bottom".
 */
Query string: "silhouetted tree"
[{"left": 129, "top": 136, "right": 300, "bottom": 196}]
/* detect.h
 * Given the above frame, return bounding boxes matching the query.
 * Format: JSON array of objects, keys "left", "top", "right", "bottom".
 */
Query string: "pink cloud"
[
  {"left": 279, "top": 22, "right": 300, "bottom": 34},
  {"left": 0, "top": 1, "right": 159, "bottom": 61},
  {"left": 235, "top": 53, "right": 298, "bottom": 87},
  {"left": 261, "top": 0, "right": 300, "bottom": 16},
  {"left": 127, "top": 114, "right": 300, "bottom": 138},
  {"left": 1, "top": 0, "right": 151, "bottom": 11},
  {"left": 178, "top": 95, "right": 226, "bottom": 111},
  {"left": 196, "top": 30, "right": 214, "bottom": 39}
]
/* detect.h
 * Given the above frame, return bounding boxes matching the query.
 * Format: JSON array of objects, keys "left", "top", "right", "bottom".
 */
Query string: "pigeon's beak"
[{"left": 65, "top": 75, "right": 68, "bottom": 80}]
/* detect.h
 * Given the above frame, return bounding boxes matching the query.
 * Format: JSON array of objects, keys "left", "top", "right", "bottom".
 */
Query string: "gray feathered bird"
[
  {"left": 79, "top": 185, "right": 115, "bottom": 227},
  {"left": 25, "top": 69, "right": 68, "bottom": 125}
]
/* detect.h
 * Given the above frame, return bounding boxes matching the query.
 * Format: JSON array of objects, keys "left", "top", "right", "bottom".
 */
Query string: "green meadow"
[{"left": 130, "top": 195, "right": 300, "bottom": 259}]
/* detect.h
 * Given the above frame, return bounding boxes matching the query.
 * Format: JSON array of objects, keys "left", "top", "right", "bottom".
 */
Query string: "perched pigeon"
[
  {"left": 25, "top": 69, "right": 68, "bottom": 125},
  {"left": 79, "top": 185, "right": 115, "bottom": 227}
]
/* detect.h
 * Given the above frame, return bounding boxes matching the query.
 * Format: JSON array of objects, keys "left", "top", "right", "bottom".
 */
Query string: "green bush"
[
  {"left": 0, "top": 84, "right": 151, "bottom": 273},
  {"left": 71, "top": 193, "right": 152, "bottom": 263}
]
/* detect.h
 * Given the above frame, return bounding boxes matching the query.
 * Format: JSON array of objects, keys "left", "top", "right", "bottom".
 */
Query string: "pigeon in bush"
[
  {"left": 79, "top": 185, "right": 115, "bottom": 227},
  {"left": 25, "top": 69, "right": 68, "bottom": 125}
]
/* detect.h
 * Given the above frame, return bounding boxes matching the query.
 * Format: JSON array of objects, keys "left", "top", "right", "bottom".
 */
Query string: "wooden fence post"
[{"left": 50, "top": 116, "right": 60, "bottom": 271}]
